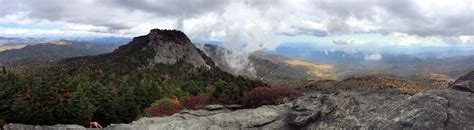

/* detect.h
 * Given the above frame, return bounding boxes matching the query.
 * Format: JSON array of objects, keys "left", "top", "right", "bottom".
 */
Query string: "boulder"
[{"left": 449, "top": 80, "right": 474, "bottom": 93}]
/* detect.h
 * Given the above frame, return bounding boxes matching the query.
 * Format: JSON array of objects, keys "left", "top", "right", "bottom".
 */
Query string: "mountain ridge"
[{"left": 0, "top": 40, "right": 117, "bottom": 65}]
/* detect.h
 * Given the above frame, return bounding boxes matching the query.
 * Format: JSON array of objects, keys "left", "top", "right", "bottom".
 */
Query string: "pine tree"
[
  {"left": 2, "top": 66, "right": 6, "bottom": 74},
  {"left": 66, "top": 86, "right": 96, "bottom": 126},
  {"left": 115, "top": 83, "right": 139, "bottom": 123}
]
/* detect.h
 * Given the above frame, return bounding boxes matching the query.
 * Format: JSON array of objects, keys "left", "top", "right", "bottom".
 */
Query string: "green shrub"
[{"left": 145, "top": 97, "right": 181, "bottom": 117}]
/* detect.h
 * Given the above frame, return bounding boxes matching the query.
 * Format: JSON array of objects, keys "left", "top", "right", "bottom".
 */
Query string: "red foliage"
[
  {"left": 145, "top": 98, "right": 181, "bottom": 117},
  {"left": 145, "top": 106, "right": 180, "bottom": 117},
  {"left": 241, "top": 86, "right": 304, "bottom": 108},
  {"left": 181, "top": 96, "right": 210, "bottom": 110}
]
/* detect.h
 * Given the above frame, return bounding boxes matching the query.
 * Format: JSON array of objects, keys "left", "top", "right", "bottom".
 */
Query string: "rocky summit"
[
  {"left": 5, "top": 71, "right": 474, "bottom": 129},
  {"left": 110, "top": 29, "right": 211, "bottom": 68}
]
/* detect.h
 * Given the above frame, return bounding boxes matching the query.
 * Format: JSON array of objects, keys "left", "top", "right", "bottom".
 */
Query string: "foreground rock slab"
[
  {"left": 109, "top": 104, "right": 292, "bottom": 130},
  {"left": 289, "top": 88, "right": 474, "bottom": 129},
  {"left": 3, "top": 124, "right": 85, "bottom": 130}
]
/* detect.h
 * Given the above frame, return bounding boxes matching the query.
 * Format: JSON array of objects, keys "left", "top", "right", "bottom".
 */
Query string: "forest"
[{"left": 0, "top": 59, "right": 264, "bottom": 126}]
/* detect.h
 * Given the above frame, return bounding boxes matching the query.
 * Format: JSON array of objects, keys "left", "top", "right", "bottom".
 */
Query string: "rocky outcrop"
[
  {"left": 3, "top": 124, "right": 85, "bottom": 130},
  {"left": 453, "top": 71, "right": 474, "bottom": 84},
  {"left": 112, "top": 29, "right": 211, "bottom": 68},
  {"left": 108, "top": 104, "right": 293, "bottom": 129},
  {"left": 450, "top": 80, "right": 474, "bottom": 93},
  {"left": 450, "top": 71, "right": 474, "bottom": 93},
  {"left": 289, "top": 88, "right": 474, "bottom": 129}
]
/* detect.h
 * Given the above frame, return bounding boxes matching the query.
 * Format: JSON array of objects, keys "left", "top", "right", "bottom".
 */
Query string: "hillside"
[
  {"left": 0, "top": 40, "right": 118, "bottom": 65},
  {"left": 304, "top": 74, "right": 449, "bottom": 94},
  {"left": 0, "top": 29, "right": 264, "bottom": 126},
  {"left": 199, "top": 44, "right": 335, "bottom": 86}
]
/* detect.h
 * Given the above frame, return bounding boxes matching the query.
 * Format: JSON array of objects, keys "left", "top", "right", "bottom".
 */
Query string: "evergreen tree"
[
  {"left": 66, "top": 86, "right": 96, "bottom": 126},
  {"left": 115, "top": 81, "right": 140, "bottom": 123},
  {"left": 2, "top": 66, "right": 6, "bottom": 74}
]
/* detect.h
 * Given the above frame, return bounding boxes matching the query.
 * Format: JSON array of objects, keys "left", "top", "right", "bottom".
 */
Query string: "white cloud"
[
  {"left": 443, "top": 35, "right": 474, "bottom": 44},
  {"left": 333, "top": 39, "right": 372, "bottom": 45},
  {"left": 62, "top": 24, "right": 109, "bottom": 32},
  {"left": 365, "top": 53, "right": 382, "bottom": 61},
  {"left": 0, "top": 28, "right": 117, "bottom": 37},
  {"left": 457, "top": 35, "right": 474, "bottom": 44},
  {"left": 388, "top": 32, "right": 444, "bottom": 46}
]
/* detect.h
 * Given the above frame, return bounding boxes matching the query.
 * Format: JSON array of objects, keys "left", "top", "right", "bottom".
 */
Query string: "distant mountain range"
[
  {"left": 50, "top": 37, "right": 131, "bottom": 45},
  {"left": 271, "top": 46, "right": 474, "bottom": 78},
  {"left": 0, "top": 37, "right": 47, "bottom": 46},
  {"left": 0, "top": 40, "right": 119, "bottom": 65},
  {"left": 0, "top": 36, "right": 131, "bottom": 46}
]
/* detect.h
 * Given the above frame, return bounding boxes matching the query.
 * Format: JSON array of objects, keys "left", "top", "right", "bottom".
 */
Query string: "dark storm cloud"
[
  {"left": 104, "top": 0, "right": 230, "bottom": 18},
  {"left": 0, "top": 0, "right": 472, "bottom": 37},
  {"left": 0, "top": 0, "right": 23, "bottom": 16},
  {"left": 17, "top": 0, "right": 230, "bottom": 31}
]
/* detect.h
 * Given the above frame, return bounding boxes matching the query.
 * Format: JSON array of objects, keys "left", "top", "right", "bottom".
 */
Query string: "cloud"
[
  {"left": 0, "top": 28, "right": 117, "bottom": 37},
  {"left": 333, "top": 39, "right": 371, "bottom": 45},
  {"left": 365, "top": 53, "right": 382, "bottom": 61},
  {"left": 443, "top": 35, "right": 474, "bottom": 44},
  {"left": 1, "top": 0, "right": 473, "bottom": 37},
  {"left": 388, "top": 32, "right": 444, "bottom": 46},
  {"left": 104, "top": 0, "right": 230, "bottom": 18}
]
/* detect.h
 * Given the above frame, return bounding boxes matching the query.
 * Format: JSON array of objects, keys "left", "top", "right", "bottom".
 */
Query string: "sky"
[{"left": 0, "top": 0, "right": 473, "bottom": 51}]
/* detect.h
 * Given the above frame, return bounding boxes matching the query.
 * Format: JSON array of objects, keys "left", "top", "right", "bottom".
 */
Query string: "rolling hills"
[
  {"left": 0, "top": 40, "right": 118, "bottom": 65},
  {"left": 199, "top": 44, "right": 335, "bottom": 86}
]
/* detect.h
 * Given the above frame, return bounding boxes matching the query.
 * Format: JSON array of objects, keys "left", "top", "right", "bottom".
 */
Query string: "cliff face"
[{"left": 111, "top": 29, "right": 211, "bottom": 68}]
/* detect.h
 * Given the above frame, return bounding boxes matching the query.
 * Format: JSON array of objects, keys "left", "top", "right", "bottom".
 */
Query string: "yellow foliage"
[{"left": 284, "top": 59, "right": 335, "bottom": 79}]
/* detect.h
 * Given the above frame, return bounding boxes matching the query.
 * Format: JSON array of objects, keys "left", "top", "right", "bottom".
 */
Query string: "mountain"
[
  {"left": 199, "top": 44, "right": 335, "bottom": 86},
  {"left": 304, "top": 74, "right": 449, "bottom": 94},
  {"left": 0, "top": 40, "right": 118, "bottom": 65},
  {"left": 0, "top": 29, "right": 263, "bottom": 126},
  {"left": 453, "top": 71, "right": 474, "bottom": 84},
  {"left": 60, "top": 37, "right": 131, "bottom": 45},
  {"left": 110, "top": 30, "right": 210, "bottom": 68},
  {"left": 0, "top": 37, "right": 46, "bottom": 46},
  {"left": 272, "top": 46, "right": 474, "bottom": 79}
]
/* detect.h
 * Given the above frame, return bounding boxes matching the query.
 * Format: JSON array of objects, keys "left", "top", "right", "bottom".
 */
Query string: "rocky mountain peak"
[{"left": 112, "top": 29, "right": 211, "bottom": 68}]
